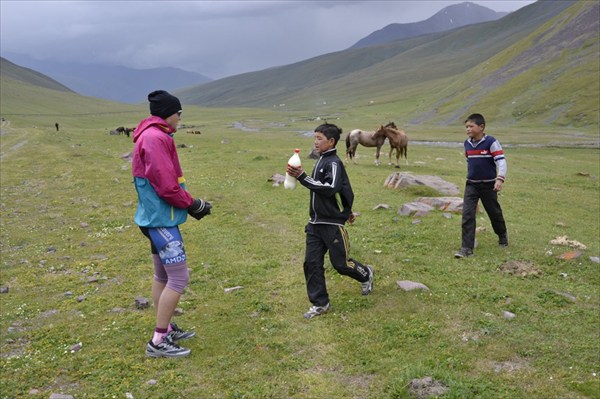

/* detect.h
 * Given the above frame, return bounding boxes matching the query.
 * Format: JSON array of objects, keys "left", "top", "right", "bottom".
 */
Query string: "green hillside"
[
  {"left": 414, "top": 0, "right": 600, "bottom": 128},
  {"left": 1, "top": 57, "right": 74, "bottom": 93},
  {"left": 177, "top": 0, "right": 598, "bottom": 129},
  {"left": 0, "top": 74, "right": 147, "bottom": 129}
]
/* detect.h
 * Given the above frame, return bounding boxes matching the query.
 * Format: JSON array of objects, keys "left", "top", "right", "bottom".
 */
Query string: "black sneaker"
[
  {"left": 361, "top": 265, "right": 374, "bottom": 295},
  {"left": 303, "top": 303, "right": 330, "bottom": 319},
  {"left": 146, "top": 336, "right": 191, "bottom": 358},
  {"left": 167, "top": 322, "right": 195, "bottom": 342},
  {"left": 498, "top": 234, "right": 509, "bottom": 247},
  {"left": 454, "top": 248, "right": 474, "bottom": 258}
]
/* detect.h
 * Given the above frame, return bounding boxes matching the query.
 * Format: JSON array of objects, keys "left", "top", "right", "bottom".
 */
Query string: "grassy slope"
[
  {"left": 427, "top": 0, "right": 600, "bottom": 128},
  {"left": 281, "top": 1, "right": 598, "bottom": 129},
  {"left": 178, "top": 1, "right": 574, "bottom": 107},
  {"left": 0, "top": 57, "right": 74, "bottom": 93},
  {"left": 1, "top": 103, "right": 599, "bottom": 398},
  {"left": 0, "top": 77, "right": 147, "bottom": 131}
]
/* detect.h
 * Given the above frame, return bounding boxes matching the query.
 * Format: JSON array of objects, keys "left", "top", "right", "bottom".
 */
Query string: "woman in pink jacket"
[{"left": 132, "top": 90, "right": 211, "bottom": 357}]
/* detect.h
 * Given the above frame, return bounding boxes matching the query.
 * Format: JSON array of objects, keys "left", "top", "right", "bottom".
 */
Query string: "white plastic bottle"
[{"left": 284, "top": 149, "right": 301, "bottom": 189}]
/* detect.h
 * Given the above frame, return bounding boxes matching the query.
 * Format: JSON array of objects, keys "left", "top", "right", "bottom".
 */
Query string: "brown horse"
[
  {"left": 373, "top": 124, "right": 408, "bottom": 168},
  {"left": 345, "top": 122, "right": 397, "bottom": 165}
]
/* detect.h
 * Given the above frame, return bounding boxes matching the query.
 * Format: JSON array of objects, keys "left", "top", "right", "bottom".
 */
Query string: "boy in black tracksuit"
[{"left": 287, "top": 123, "right": 374, "bottom": 319}]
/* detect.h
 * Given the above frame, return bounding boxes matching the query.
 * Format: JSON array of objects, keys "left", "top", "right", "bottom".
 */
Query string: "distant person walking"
[
  {"left": 287, "top": 123, "right": 374, "bottom": 319},
  {"left": 132, "top": 90, "right": 212, "bottom": 357},
  {"left": 454, "top": 113, "right": 508, "bottom": 258},
  {"left": 55, "top": 122, "right": 59, "bottom": 132}
]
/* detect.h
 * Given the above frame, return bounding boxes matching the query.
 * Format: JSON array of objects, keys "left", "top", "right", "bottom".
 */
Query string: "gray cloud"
[{"left": 0, "top": 0, "right": 535, "bottom": 79}]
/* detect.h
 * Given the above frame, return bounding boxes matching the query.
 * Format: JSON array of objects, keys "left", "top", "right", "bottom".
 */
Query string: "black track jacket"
[{"left": 297, "top": 148, "right": 353, "bottom": 226}]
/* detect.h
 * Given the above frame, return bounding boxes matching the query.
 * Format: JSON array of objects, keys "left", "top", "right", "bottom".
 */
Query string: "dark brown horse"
[
  {"left": 345, "top": 122, "right": 397, "bottom": 165},
  {"left": 373, "top": 124, "right": 408, "bottom": 168}
]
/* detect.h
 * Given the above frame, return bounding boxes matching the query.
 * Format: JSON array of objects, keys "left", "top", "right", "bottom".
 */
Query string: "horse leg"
[
  {"left": 375, "top": 146, "right": 381, "bottom": 166},
  {"left": 388, "top": 147, "right": 394, "bottom": 166}
]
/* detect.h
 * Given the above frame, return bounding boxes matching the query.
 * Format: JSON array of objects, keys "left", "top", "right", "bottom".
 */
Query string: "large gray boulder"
[
  {"left": 384, "top": 172, "right": 460, "bottom": 195},
  {"left": 398, "top": 202, "right": 434, "bottom": 216},
  {"left": 416, "top": 196, "right": 464, "bottom": 213}
]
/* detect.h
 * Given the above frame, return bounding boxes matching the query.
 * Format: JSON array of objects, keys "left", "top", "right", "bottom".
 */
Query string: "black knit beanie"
[{"left": 148, "top": 90, "right": 182, "bottom": 119}]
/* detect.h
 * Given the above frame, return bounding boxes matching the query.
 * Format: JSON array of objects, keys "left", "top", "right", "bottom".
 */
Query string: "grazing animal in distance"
[
  {"left": 373, "top": 124, "right": 409, "bottom": 168},
  {"left": 345, "top": 122, "right": 397, "bottom": 166}
]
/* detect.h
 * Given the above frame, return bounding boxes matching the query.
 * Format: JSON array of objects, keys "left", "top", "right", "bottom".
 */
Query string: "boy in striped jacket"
[{"left": 455, "top": 113, "right": 508, "bottom": 258}]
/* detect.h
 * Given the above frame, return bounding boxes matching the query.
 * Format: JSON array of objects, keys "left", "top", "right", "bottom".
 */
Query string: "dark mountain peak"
[
  {"left": 350, "top": 1, "right": 507, "bottom": 49},
  {"left": 430, "top": 2, "right": 507, "bottom": 23}
]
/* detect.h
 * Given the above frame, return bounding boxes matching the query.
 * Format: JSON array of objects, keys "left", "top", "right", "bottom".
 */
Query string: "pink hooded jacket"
[{"left": 132, "top": 116, "right": 194, "bottom": 227}]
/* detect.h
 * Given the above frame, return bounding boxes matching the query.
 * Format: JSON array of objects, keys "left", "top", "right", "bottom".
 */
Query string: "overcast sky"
[{"left": 1, "top": 0, "right": 536, "bottom": 79}]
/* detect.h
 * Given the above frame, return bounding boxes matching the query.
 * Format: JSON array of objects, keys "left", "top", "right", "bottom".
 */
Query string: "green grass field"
[{"left": 1, "top": 107, "right": 599, "bottom": 398}]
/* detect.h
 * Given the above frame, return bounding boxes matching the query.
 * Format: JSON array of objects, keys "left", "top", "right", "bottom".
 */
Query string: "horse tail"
[{"left": 345, "top": 133, "right": 351, "bottom": 160}]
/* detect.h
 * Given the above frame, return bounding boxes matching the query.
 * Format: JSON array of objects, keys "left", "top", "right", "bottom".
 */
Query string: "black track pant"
[
  {"left": 461, "top": 181, "right": 507, "bottom": 250},
  {"left": 303, "top": 223, "right": 369, "bottom": 307}
]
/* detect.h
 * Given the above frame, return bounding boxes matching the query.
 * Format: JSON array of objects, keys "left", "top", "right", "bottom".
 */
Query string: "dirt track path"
[{"left": 0, "top": 119, "right": 30, "bottom": 160}]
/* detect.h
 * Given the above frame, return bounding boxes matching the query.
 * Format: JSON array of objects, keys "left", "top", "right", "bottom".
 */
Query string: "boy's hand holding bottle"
[
  {"left": 286, "top": 164, "right": 304, "bottom": 178},
  {"left": 284, "top": 149, "right": 302, "bottom": 189}
]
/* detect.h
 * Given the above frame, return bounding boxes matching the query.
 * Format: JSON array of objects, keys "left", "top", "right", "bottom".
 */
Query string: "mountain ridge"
[
  {"left": 1, "top": 53, "right": 212, "bottom": 104},
  {"left": 175, "top": 1, "right": 575, "bottom": 107},
  {"left": 350, "top": 2, "right": 508, "bottom": 49},
  {"left": 0, "top": 2, "right": 503, "bottom": 105}
]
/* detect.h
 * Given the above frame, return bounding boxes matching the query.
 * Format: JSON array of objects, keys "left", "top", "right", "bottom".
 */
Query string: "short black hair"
[
  {"left": 465, "top": 113, "right": 485, "bottom": 126},
  {"left": 315, "top": 123, "right": 343, "bottom": 145}
]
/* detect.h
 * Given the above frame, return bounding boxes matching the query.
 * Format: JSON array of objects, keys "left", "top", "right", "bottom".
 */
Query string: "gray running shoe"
[
  {"left": 146, "top": 336, "right": 191, "bottom": 358},
  {"left": 303, "top": 303, "right": 330, "bottom": 319},
  {"left": 361, "top": 265, "right": 374, "bottom": 295},
  {"left": 167, "top": 322, "right": 195, "bottom": 342},
  {"left": 454, "top": 248, "right": 474, "bottom": 258}
]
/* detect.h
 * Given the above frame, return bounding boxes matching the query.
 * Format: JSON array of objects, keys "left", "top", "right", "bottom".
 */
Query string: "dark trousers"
[
  {"left": 461, "top": 181, "right": 507, "bottom": 250},
  {"left": 304, "top": 223, "right": 369, "bottom": 307}
]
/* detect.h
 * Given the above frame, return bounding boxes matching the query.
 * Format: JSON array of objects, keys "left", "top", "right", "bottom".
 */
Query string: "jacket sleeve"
[
  {"left": 491, "top": 140, "right": 507, "bottom": 181},
  {"left": 298, "top": 161, "right": 342, "bottom": 197},
  {"left": 140, "top": 133, "right": 194, "bottom": 209}
]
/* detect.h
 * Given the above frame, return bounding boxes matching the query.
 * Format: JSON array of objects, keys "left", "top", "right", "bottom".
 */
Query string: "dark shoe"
[
  {"left": 498, "top": 234, "right": 509, "bottom": 247},
  {"left": 167, "top": 322, "right": 196, "bottom": 342},
  {"left": 303, "top": 303, "right": 330, "bottom": 319},
  {"left": 361, "top": 265, "right": 374, "bottom": 295},
  {"left": 454, "top": 248, "right": 474, "bottom": 258},
  {"left": 146, "top": 336, "right": 191, "bottom": 358}
]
